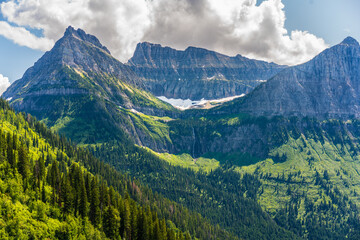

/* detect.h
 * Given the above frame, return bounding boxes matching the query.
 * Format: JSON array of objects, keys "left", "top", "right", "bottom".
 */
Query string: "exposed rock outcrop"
[
  {"left": 2, "top": 26, "right": 175, "bottom": 151},
  {"left": 214, "top": 37, "right": 360, "bottom": 119},
  {"left": 127, "top": 42, "right": 286, "bottom": 100}
]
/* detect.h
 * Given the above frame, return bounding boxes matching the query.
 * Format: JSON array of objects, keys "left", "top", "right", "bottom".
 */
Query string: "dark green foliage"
[
  {"left": 103, "top": 205, "right": 120, "bottom": 239},
  {"left": 17, "top": 143, "right": 30, "bottom": 181},
  {"left": 79, "top": 176, "right": 88, "bottom": 218},
  {"left": 90, "top": 178, "right": 101, "bottom": 227},
  {"left": 0, "top": 99, "right": 198, "bottom": 240},
  {"left": 90, "top": 141, "right": 297, "bottom": 240}
]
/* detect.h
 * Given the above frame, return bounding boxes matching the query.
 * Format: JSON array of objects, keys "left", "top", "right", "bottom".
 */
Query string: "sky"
[{"left": 0, "top": 0, "right": 359, "bottom": 89}]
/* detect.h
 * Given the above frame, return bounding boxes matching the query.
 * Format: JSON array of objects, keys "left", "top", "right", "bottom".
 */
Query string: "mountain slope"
[
  {"left": 127, "top": 42, "right": 286, "bottom": 100},
  {"left": 1, "top": 27, "right": 301, "bottom": 239},
  {"left": 0, "top": 100, "right": 299, "bottom": 240},
  {"left": 3, "top": 27, "right": 177, "bottom": 150},
  {"left": 0, "top": 99, "right": 200, "bottom": 240},
  {"left": 4, "top": 26, "right": 175, "bottom": 115},
  {"left": 213, "top": 37, "right": 360, "bottom": 118},
  {"left": 165, "top": 114, "right": 360, "bottom": 239}
]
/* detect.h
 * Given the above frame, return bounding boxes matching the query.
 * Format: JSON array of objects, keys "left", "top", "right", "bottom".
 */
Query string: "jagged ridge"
[
  {"left": 3, "top": 26, "right": 177, "bottom": 150},
  {"left": 213, "top": 37, "right": 360, "bottom": 118},
  {"left": 127, "top": 42, "right": 286, "bottom": 100}
]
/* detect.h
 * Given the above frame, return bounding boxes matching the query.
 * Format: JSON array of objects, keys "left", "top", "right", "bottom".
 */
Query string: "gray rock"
[
  {"left": 215, "top": 37, "right": 360, "bottom": 119},
  {"left": 127, "top": 42, "right": 286, "bottom": 100},
  {"left": 2, "top": 26, "right": 176, "bottom": 150}
]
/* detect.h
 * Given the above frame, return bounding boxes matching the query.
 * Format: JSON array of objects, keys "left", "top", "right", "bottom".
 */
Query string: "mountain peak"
[
  {"left": 63, "top": 26, "right": 111, "bottom": 54},
  {"left": 64, "top": 25, "right": 77, "bottom": 36},
  {"left": 218, "top": 36, "right": 360, "bottom": 118},
  {"left": 340, "top": 36, "right": 359, "bottom": 47},
  {"left": 137, "top": 42, "right": 162, "bottom": 48}
]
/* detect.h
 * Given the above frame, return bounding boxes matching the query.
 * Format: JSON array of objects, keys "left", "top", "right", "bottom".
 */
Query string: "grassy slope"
[
  {"left": 144, "top": 147, "right": 220, "bottom": 173},
  {"left": 156, "top": 115, "right": 360, "bottom": 238},
  {"left": 238, "top": 134, "right": 360, "bottom": 213}
]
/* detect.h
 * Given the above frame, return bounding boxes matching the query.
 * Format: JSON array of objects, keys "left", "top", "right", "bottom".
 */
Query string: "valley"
[{"left": 2, "top": 25, "right": 360, "bottom": 240}]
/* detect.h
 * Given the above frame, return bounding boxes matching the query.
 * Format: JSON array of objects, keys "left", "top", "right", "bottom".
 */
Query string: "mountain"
[
  {"left": 156, "top": 37, "right": 360, "bottom": 239},
  {"left": 1, "top": 27, "right": 303, "bottom": 239},
  {"left": 0, "top": 99, "right": 235, "bottom": 240},
  {"left": 165, "top": 115, "right": 360, "bottom": 239},
  {"left": 3, "top": 26, "right": 175, "bottom": 115},
  {"left": 5, "top": 25, "right": 360, "bottom": 239},
  {"left": 0, "top": 77, "right": 300, "bottom": 239},
  {"left": 3, "top": 26, "right": 176, "bottom": 150},
  {"left": 127, "top": 42, "right": 286, "bottom": 100},
  {"left": 214, "top": 37, "right": 360, "bottom": 118}
]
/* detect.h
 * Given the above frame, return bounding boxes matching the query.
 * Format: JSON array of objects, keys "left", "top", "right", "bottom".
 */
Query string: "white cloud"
[
  {"left": 0, "top": 0, "right": 328, "bottom": 65},
  {"left": 0, "top": 74, "right": 11, "bottom": 95},
  {"left": 0, "top": 21, "right": 54, "bottom": 51}
]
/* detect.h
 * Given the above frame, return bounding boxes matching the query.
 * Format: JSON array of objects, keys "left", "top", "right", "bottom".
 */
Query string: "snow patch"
[
  {"left": 157, "top": 96, "right": 205, "bottom": 110},
  {"left": 157, "top": 94, "right": 245, "bottom": 110}
]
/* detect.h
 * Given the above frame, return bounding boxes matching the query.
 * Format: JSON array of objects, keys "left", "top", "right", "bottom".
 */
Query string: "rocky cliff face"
[
  {"left": 2, "top": 26, "right": 176, "bottom": 151},
  {"left": 3, "top": 26, "right": 142, "bottom": 106},
  {"left": 214, "top": 37, "right": 360, "bottom": 119},
  {"left": 127, "top": 42, "right": 286, "bottom": 100}
]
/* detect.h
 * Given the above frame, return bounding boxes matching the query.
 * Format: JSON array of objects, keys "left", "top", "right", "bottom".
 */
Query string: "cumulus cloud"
[
  {"left": 0, "top": 0, "right": 328, "bottom": 65},
  {"left": 0, "top": 21, "right": 54, "bottom": 51},
  {"left": 0, "top": 74, "right": 11, "bottom": 95}
]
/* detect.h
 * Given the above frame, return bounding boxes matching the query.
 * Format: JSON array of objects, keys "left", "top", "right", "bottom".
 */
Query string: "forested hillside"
[
  {"left": 0, "top": 99, "right": 236, "bottom": 239},
  {"left": 3, "top": 25, "right": 360, "bottom": 240},
  {"left": 165, "top": 114, "right": 360, "bottom": 239},
  {"left": 90, "top": 141, "right": 298, "bottom": 239}
]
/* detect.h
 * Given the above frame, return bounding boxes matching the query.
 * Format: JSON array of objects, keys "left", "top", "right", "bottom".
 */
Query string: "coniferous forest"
[
  {"left": 0, "top": 99, "right": 235, "bottom": 239},
  {"left": 1, "top": 14, "right": 360, "bottom": 239}
]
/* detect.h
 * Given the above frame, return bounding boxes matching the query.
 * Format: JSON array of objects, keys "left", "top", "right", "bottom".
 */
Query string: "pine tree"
[
  {"left": 160, "top": 219, "right": 168, "bottom": 240},
  {"left": 79, "top": 175, "right": 88, "bottom": 218},
  {"left": 167, "top": 229, "right": 176, "bottom": 240},
  {"left": 49, "top": 160, "right": 60, "bottom": 204},
  {"left": 138, "top": 211, "right": 150, "bottom": 240},
  {"left": 153, "top": 220, "right": 161, "bottom": 240},
  {"left": 6, "top": 141, "right": 15, "bottom": 170},
  {"left": 18, "top": 143, "right": 30, "bottom": 181},
  {"left": 130, "top": 202, "right": 138, "bottom": 240},
  {"left": 123, "top": 199, "right": 131, "bottom": 239},
  {"left": 90, "top": 177, "right": 101, "bottom": 227},
  {"left": 103, "top": 205, "right": 120, "bottom": 239},
  {"left": 62, "top": 175, "right": 73, "bottom": 215},
  {"left": 184, "top": 231, "right": 191, "bottom": 240},
  {"left": 42, "top": 183, "right": 46, "bottom": 203},
  {"left": 12, "top": 133, "right": 17, "bottom": 151},
  {"left": 39, "top": 155, "right": 45, "bottom": 181}
]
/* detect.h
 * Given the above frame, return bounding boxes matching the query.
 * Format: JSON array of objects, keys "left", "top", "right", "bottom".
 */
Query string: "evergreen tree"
[
  {"left": 138, "top": 211, "right": 150, "bottom": 240},
  {"left": 6, "top": 141, "right": 15, "bottom": 170},
  {"left": 123, "top": 199, "right": 131, "bottom": 239},
  {"left": 79, "top": 174, "right": 88, "bottom": 218},
  {"left": 184, "top": 231, "right": 192, "bottom": 240},
  {"left": 39, "top": 155, "right": 45, "bottom": 181},
  {"left": 18, "top": 143, "right": 30, "bottom": 181},
  {"left": 103, "top": 205, "right": 120, "bottom": 239},
  {"left": 42, "top": 183, "right": 46, "bottom": 203},
  {"left": 153, "top": 220, "right": 161, "bottom": 240},
  {"left": 160, "top": 219, "right": 168, "bottom": 240},
  {"left": 49, "top": 160, "right": 60, "bottom": 204},
  {"left": 62, "top": 175, "right": 73, "bottom": 215},
  {"left": 90, "top": 177, "right": 101, "bottom": 227}
]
